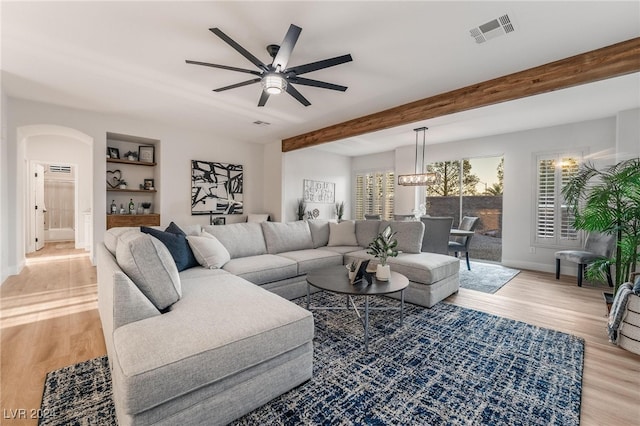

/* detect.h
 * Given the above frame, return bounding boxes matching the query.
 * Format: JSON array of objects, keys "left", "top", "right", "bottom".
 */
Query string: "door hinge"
[
  {"left": 35, "top": 238, "right": 38, "bottom": 242},
  {"left": 35, "top": 205, "right": 38, "bottom": 210},
  {"left": 35, "top": 172, "right": 38, "bottom": 177}
]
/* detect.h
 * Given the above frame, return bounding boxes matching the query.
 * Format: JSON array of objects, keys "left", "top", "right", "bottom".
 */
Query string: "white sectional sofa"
[{"left": 97, "top": 219, "right": 459, "bottom": 425}]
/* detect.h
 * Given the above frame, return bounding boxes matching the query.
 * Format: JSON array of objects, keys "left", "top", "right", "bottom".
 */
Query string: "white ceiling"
[{"left": 2, "top": 1, "right": 639, "bottom": 155}]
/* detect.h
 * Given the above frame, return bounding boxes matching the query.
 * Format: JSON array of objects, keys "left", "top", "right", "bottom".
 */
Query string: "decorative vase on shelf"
[
  {"left": 119, "top": 184, "right": 126, "bottom": 189},
  {"left": 376, "top": 264, "right": 391, "bottom": 281},
  {"left": 128, "top": 155, "right": 135, "bottom": 161}
]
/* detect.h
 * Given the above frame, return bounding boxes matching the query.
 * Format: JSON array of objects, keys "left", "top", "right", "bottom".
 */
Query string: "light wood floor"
[{"left": 1, "top": 246, "right": 639, "bottom": 425}]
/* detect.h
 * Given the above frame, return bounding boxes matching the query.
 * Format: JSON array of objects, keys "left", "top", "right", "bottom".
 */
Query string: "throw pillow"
[
  {"left": 186, "top": 232, "right": 231, "bottom": 269},
  {"left": 327, "top": 220, "right": 359, "bottom": 246},
  {"left": 116, "top": 232, "right": 181, "bottom": 311},
  {"left": 261, "top": 221, "right": 314, "bottom": 254},
  {"left": 308, "top": 220, "right": 331, "bottom": 248},
  {"left": 633, "top": 274, "right": 640, "bottom": 295},
  {"left": 141, "top": 225, "right": 199, "bottom": 271}
]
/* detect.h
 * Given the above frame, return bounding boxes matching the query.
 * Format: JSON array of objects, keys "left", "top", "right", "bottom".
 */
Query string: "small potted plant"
[
  {"left": 118, "top": 179, "right": 127, "bottom": 189},
  {"left": 124, "top": 151, "right": 138, "bottom": 161},
  {"left": 367, "top": 225, "right": 399, "bottom": 281},
  {"left": 335, "top": 201, "right": 344, "bottom": 221},
  {"left": 296, "top": 198, "right": 307, "bottom": 221},
  {"left": 141, "top": 202, "right": 152, "bottom": 214}
]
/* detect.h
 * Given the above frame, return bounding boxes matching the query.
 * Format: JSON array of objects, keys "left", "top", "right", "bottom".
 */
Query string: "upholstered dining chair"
[
  {"left": 364, "top": 214, "right": 382, "bottom": 220},
  {"left": 555, "top": 232, "right": 615, "bottom": 287},
  {"left": 448, "top": 216, "right": 479, "bottom": 270},
  {"left": 420, "top": 216, "right": 454, "bottom": 255}
]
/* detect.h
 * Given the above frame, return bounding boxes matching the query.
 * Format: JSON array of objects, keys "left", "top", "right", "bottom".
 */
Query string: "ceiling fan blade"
[
  {"left": 272, "top": 24, "right": 302, "bottom": 70},
  {"left": 258, "top": 91, "right": 270, "bottom": 107},
  {"left": 285, "top": 54, "right": 353, "bottom": 75},
  {"left": 213, "top": 78, "right": 262, "bottom": 92},
  {"left": 186, "top": 60, "right": 262, "bottom": 76},
  {"left": 290, "top": 77, "right": 347, "bottom": 92},
  {"left": 209, "top": 28, "right": 267, "bottom": 71},
  {"left": 286, "top": 84, "right": 311, "bottom": 107}
]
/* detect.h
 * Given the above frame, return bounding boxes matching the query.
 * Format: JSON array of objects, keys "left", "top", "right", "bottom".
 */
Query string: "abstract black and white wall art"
[
  {"left": 303, "top": 179, "right": 335, "bottom": 203},
  {"left": 191, "top": 160, "right": 243, "bottom": 215}
]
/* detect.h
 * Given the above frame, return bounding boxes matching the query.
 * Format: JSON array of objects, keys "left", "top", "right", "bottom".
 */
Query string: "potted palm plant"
[
  {"left": 335, "top": 201, "right": 344, "bottom": 221},
  {"left": 296, "top": 198, "right": 307, "bottom": 221},
  {"left": 367, "top": 225, "right": 399, "bottom": 281},
  {"left": 562, "top": 157, "right": 640, "bottom": 296}
]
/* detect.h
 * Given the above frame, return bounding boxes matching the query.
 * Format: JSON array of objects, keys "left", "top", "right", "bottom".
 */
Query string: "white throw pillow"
[
  {"left": 328, "top": 220, "right": 359, "bottom": 246},
  {"left": 247, "top": 214, "right": 270, "bottom": 223},
  {"left": 186, "top": 232, "right": 231, "bottom": 269}
]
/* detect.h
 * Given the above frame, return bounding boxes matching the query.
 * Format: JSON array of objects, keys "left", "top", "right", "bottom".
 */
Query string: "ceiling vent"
[
  {"left": 48, "top": 164, "right": 72, "bottom": 174},
  {"left": 252, "top": 120, "right": 271, "bottom": 126},
  {"left": 470, "top": 14, "right": 514, "bottom": 44}
]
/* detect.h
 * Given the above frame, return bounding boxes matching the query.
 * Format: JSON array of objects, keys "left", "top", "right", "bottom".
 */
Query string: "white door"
[{"left": 31, "top": 163, "right": 45, "bottom": 251}]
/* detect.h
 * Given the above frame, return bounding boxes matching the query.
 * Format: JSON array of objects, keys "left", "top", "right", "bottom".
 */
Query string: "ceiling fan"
[{"left": 186, "top": 24, "right": 353, "bottom": 107}]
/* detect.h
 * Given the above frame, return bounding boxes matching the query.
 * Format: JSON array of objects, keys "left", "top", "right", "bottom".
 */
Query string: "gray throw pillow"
[
  {"left": 328, "top": 220, "right": 359, "bottom": 246},
  {"left": 116, "top": 232, "right": 182, "bottom": 311},
  {"left": 355, "top": 220, "right": 381, "bottom": 247},
  {"left": 308, "top": 220, "right": 331, "bottom": 248},
  {"left": 261, "top": 221, "right": 314, "bottom": 253},
  {"left": 387, "top": 221, "right": 425, "bottom": 254}
]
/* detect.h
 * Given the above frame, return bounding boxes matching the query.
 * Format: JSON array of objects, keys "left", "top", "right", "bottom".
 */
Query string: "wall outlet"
[{"left": 529, "top": 246, "right": 536, "bottom": 253}]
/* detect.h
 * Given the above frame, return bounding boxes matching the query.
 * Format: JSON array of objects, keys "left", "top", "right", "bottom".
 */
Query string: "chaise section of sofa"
[{"left": 97, "top": 228, "right": 314, "bottom": 426}]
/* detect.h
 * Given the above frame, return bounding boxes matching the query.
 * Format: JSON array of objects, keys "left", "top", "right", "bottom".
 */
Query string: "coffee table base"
[{"left": 306, "top": 283, "right": 405, "bottom": 352}]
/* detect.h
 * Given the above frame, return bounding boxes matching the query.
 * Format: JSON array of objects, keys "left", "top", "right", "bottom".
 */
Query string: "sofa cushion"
[
  {"left": 355, "top": 220, "right": 381, "bottom": 247},
  {"left": 141, "top": 226, "right": 199, "bottom": 271},
  {"left": 112, "top": 271, "right": 161, "bottom": 329},
  {"left": 261, "top": 221, "right": 314, "bottom": 254},
  {"left": 344, "top": 250, "right": 459, "bottom": 285},
  {"left": 278, "top": 249, "right": 343, "bottom": 275},
  {"left": 186, "top": 232, "right": 231, "bottom": 269},
  {"left": 308, "top": 220, "right": 331, "bottom": 248},
  {"left": 112, "top": 274, "right": 314, "bottom": 414},
  {"left": 116, "top": 232, "right": 182, "bottom": 310},
  {"left": 328, "top": 220, "right": 358, "bottom": 246},
  {"left": 104, "top": 227, "right": 140, "bottom": 255},
  {"left": 222, "top": 254, "right": 298, "bottom": 285},
  {"left": 317, "top": 245, "right": 363, "bottom": 255},
  {"left": 380, "top": 220, "right": 425, "bottom": 254},
  {"left": 203, "top": 223, "right": 267, "bottom": 259}
]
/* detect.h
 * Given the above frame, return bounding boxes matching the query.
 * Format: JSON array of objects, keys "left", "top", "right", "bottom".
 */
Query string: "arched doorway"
[{"left": 17, "top": 125, "right": 94, "bottom": 261}]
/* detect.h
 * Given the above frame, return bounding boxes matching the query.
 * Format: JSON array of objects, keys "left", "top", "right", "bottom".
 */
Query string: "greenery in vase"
[
  {"left": 124, "top": 151, "right": 138, "bottom": 160},
  {"left": 367, "top": 225, "right": 399, "bottom": 266},
  {"left": 141, "top": 202, "right": 152, "bottom": 209},
  {"left": 296, "top": 198, "right": 307, "bottom": 220},
  {"left": 335, "top": 201, "right": 344, "bottom": 220},
  {"left": 562, "top": 157, "right": 640, "bottom": 292}
]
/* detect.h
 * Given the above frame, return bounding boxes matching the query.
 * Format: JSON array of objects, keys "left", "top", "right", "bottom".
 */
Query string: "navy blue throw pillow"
[{"left": 140, "top": 225, "right": 199, "bottom": 272}]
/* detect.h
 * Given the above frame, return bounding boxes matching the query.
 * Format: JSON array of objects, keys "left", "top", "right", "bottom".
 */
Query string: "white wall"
[
  {"left": 263, "top": 141, "right": 283, "bottom": 222},
  {"left": 0, "top": 90, "right": 7, "bottom": 282},
  {"left": 26, "top": 134, "right": 92, "bottom": 247},
  {"left": 282, "top": 148, "right": 351, "bottom": 222},
  {"left": 3, "top": 97, "right": 265, "bottom": 276},
  {"left": 616, "top": 107, "right": 640, "bottom": 160}
]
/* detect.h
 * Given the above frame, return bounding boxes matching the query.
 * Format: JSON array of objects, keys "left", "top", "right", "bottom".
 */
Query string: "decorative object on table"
[
  {"left": 110, "top": 200, "right": 117, "bottom": 215},
  {"left": 296, "top": 198, "right": 306, "bottom": 221},
  {"left": 185, "top": 24, "right": 352, "bottom": 107},
  {"left": 144, "top": 178, "right": 155, "bottom": 190},
  {"left": 107, "top": 147, "right": 119, "bottom": 159},
  {"left": 312, "top": 208, "right": 319, "bottom": 218},
  {"left": 138, "top": 145, "right": 155, "bottom": 163},
  {"left": 412, "top": 203, "right": 427, "bottom": 219},
  {"left": 124, "top": 151, "right": 138, "bottom": 161},
  {"left": 106, "top": 169, "right": 122, "bottom": 189},
  {"left": 141, "top": 202, "right": 152, "bottom": 215},
  {"left": 303, "top": 179, "right": 335, "bottom": 203},
  {"left": 347, "top": 260, "right": 370, "bottom": 284},
  {"left": 191, "top": 160, "right": 243, "bottom": 215},
  {"left": 398, "top": 127, "right": 440, "bottom": 186},
  {"left": 367, "top": 225, "right": 399, "bottom": 281},
  {"left": 346, "top": 261, "right": 358, "bottom": 282},
  {"left": 213, "top": 217, "right": 226, "bottom": 226},
  {"left": 39, "top": 295, "right": 584, "bottom": 426},
  {"left": 335, "top": 201, "right": 344, "bottom": 221},
  {"left": 562, "top": 158, "right": 640, "bottom": 294},
  {"left": 118, "top": 179, "right": 127, "bottom": 189}
]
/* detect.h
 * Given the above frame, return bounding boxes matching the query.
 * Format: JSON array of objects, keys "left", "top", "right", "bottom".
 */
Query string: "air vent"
[
  {"left": 252, "top": 120, "right": 271, "bottom": 126},
  {"left": 48, "top": 165, "right": 72, "bottom": 174},
  {"left": 470, "top": 14, "right": 515, "bottom": 44}
]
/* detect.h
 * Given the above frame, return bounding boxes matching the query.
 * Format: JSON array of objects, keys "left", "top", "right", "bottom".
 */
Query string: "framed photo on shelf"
[
  {"left": 138, "top": 145, "right": 155, "bottom": 163},
  {"left": 108, "top": 147, "right": 120, "bottom": 159},
  {"left": 213, "top": 217, "right": 226, "bottom": 226},
  {"left": 144, "top": 179, "right": 155, "bottom": 190}
]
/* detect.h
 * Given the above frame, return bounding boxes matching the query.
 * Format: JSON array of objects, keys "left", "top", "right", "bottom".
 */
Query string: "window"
[
  {"left": 354, "top": 171, "right": 394, "bottom": 220},
  {"left": 534, "top": 153, "right": 581, "bottom": 247}
]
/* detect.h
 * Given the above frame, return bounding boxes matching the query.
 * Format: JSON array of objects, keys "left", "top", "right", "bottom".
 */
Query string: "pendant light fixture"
[{"left": 398, "top": 127, "right": 440, "bottom": 186}]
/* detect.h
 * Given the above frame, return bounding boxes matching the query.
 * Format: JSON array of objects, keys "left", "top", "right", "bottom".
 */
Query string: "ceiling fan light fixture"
[{"left": 262, "top": 73, "right": 287, "bottom": 95}]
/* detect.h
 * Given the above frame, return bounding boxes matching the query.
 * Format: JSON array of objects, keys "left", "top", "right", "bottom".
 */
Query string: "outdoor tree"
[
  {"left": 426, "top": 160, "right": 480, "bottom": 196},
  {"left": 485, "top": 158, "right": 504, "bottom": 195}
]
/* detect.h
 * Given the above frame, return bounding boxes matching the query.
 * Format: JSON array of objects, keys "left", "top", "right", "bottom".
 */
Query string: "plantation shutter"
[
  {"left": 354, "top": 171, "right": 395, "bottom": 220},
  {"left": 534, "top": 153, "right": 581, "bottom": 247}
]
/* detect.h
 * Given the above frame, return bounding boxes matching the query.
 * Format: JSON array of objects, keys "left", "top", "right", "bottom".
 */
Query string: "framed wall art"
[
  {"left": 303, "top": 179, "right": 335, "bottom": 204},
  {"left": 191, "top": 160, "right": 243, "bottom": 215},
  {"left": 138, "top": 145, "right": 155, "bottom": 163}
]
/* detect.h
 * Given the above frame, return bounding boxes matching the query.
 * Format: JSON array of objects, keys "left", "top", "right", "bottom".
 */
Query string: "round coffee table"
[{"left": 306, "top": 265, "right": 409, "bottom": 352}]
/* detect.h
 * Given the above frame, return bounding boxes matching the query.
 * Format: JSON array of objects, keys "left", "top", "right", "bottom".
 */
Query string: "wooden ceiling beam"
[{"left": 282, "top": 37, "right": 640, "bottom": 152}]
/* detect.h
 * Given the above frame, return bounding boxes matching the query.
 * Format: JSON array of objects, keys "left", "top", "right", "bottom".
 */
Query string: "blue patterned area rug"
[
  {"left": 40, "top": 293, "right": 583, "bottom": 425},
  {"left": 459, "top": 261, "right": 520, "bottom": 294}
]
